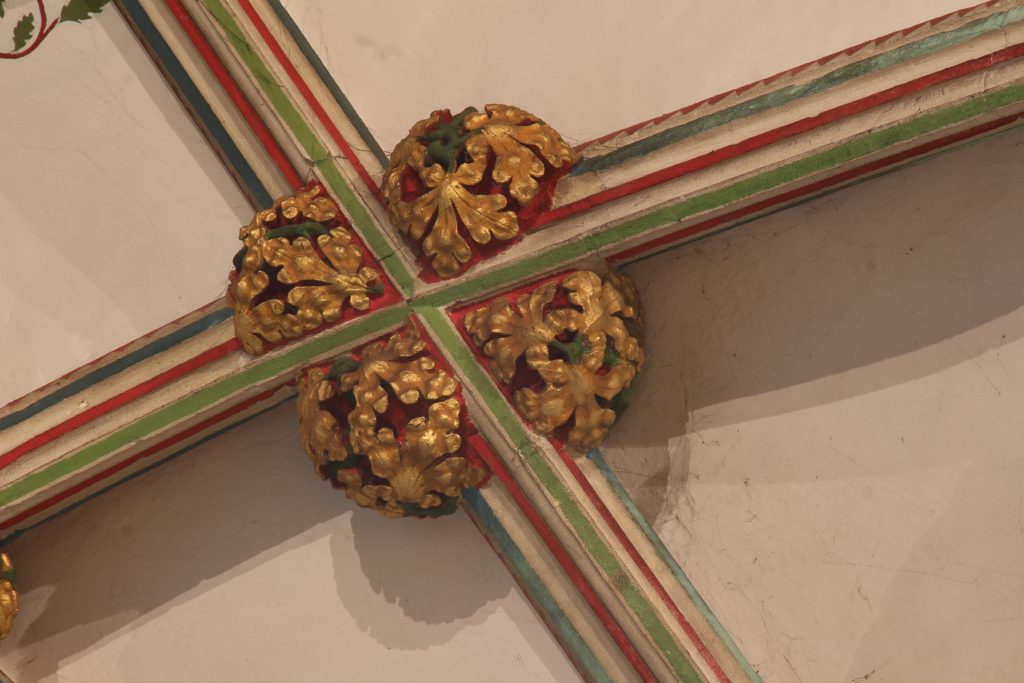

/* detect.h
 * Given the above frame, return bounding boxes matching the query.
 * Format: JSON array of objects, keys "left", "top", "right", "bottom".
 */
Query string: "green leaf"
[
  {"left": 0, "top": 0, "right": 6, "bottom": 20},
  {"left": 59, "top": 0, "right": 109, "bottom": 23},
  {"left": 12, "top": 13, "right": 33, "bottom": 51}
]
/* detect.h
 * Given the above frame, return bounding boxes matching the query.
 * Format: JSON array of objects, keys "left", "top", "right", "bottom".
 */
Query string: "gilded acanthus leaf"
[
  {"left": 296, "top": 327, "right": 487, "bottom": 517},
  {"left": 382, "top": 104, "right": 576, "bottom": 278},
  {"left": 227, "top": 185, "right": 382, "bottom": 355},
  {"left": 363, "top": 398, "right": 483, "bottom": 518},
  {"left": 463, "top": 281, "right": 560, "bottom": 383},
  {"left": 338, "top": 327, "right": 457, "bottom": 453},
  {"left": 464, "top": 105, "right": 575, "bottom": 205},
  {"left": 558, "top": 271, "right": 644, "bottom": 365},
  {"left": 296, "top": 367, "right": 348, "bottom": 472},
  {"left": 464, "top": 270, "right": 645, "bottom": 450},
  {"left": 263, "top": 228, "right": 379, "bottom": 316},
  {"left": 420, "top": 156, "right": 518, "bottom": 276},
  {"left": 516, "top": 350, "right": 638, "bottom": 450}
]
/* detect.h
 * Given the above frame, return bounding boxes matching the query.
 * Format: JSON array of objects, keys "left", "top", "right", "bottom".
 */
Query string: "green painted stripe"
[
  {"left": 463, "top": 488, "right": 615, "bottom": 683},
  {"left": 1, "top": 394, "right": 296, "bottom": 547},
  {"left": 263, "top": 0, "right": 389, "bottom": 167},
  {"left": 9, "top": 77, "right": 1024, "bottom": 511},
  {"left": 587, "top": 449, "right": 763, "bottom": 682},
  {"left": 200, "top": 0, "right": 415, "bottom": 296},
  {"left": 417, "top": 307, "right": 702, "bottom": 683},
  {"left": 574, "top": 5, "right": 1024, "bottom": 175},
  {"left": 0, "top": 307, "right": 408, "bottom": 507},
  {"left": 421, "top": 81, "right": 1024, "bottom": 308}
]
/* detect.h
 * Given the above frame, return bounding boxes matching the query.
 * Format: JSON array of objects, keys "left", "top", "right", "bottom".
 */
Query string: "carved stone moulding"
[
  {"left": 297, "top": 326, "right": 490, "bottom": 518},
  {"left": 458, "top": 269, "right": 645, "bottom": 452},
  {"left": 382, "top": 104, "right": 576, "bottom": 280},
  {"left": 227, "top": 183, "right": 389, "bottom": 355},
  {"left": 0, "top": 553, "right": 18, "bottom": 640}
]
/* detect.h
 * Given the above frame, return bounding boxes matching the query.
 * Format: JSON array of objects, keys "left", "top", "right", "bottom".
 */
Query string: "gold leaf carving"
[
  {"left": 464, "top": 270, "right": 644, "bottom": 450},
  {"left": 227, "top": 185, "right": 382, "bottom": 355},
  {"left": 463, "top": 281, "right": 560, "bottom": 383},
  {"left": 0, "top": 553, "right": 19, "bottom": 640},
  {"left": 382, "top": 105, "right": 576, "bottom": 278},
  {"left": 464, "top": 105, "right": 574, "bottom": 205},
  {"left": 296, "top": 327, "right": 487, "bottom": 517}
]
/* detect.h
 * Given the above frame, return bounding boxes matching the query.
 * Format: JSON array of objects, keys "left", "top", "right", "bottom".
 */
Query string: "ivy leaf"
[
  {"left": 12, "top": 13, "right": 33, "bottom": 51},
  {"left": 0, "top": 0, "right": 6, "bottom": 20},
  {"left": 59, "top": 0, "right": 109, "bottom": 23}
]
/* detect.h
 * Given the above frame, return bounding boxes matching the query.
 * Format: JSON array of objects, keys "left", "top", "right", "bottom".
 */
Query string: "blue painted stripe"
[
  {"left": 119, "top": 0, "right": 275, "bottom": 207},
  {"left": 265, "top": 0, "right": 389, "bottom": 168},
  {"left": 462, "top": 487, "right": 612, "bottom": 683},
  {"left": 586, "top": 448, "right": 763, "bottom": 682},
  {"left": 573, "top": 6, "right": 1024, "bottom": 177},
  {"left": 622, "top": 120, "right": 1024, "bottom": 270},
  {"left": 0, "top": 394, "right": 293, "bottom": 547},
  {"left": 0, "top": 308, "right": 233, "bottom": 434}
]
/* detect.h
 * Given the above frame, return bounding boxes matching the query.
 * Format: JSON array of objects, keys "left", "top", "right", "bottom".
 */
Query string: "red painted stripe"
[
  {"left": 574, "top": 0, "right": 1002, "bottom": 151},
  {"left": 0, "top": 338, "right": 242, "bottom": 470},
  {"left": 234, "top": 0, "right": 384, "bottom": 203},
  {"left": 541, "top": 42, "right": 1024, "bottom": 228},
  {"left": 166, "top": 0, "right": 304, "bottom": 190},
  {"left": 467, "top": 434, "right": 659, "bottom": 682},
  {"left": 0, "top": 298, "right": 229, "bottom": 415},
  {"left": 611, "top": 111, "right": 1024, "bottom": 263},
  {"left": 550, "top": 443, "right": 731, "bottom": 682},
  {"left": 0, "top": 386, "right": 282, "bottom": 531}
]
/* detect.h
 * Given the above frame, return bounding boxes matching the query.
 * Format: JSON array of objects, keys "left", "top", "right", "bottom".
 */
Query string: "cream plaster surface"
[
  {"left": 602, "top": 126, "right": 1024, "bottom": 682},
  {"left": 0, "top": 401, "right": 580, "bottom": 682},
  {"left": 0, "top": 7, "right": 250, "bottom": 407},
  {"left": 282, "top": 0, "right": 974, "bottom": 153}
]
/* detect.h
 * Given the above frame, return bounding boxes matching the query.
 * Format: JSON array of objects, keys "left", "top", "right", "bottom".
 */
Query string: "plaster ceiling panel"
[
  {"left": 281, "top": 0, "right": 974, "bottom": 154},
  {"left": 0, "top": 3, "right": 251, "bottom": 406},
  {"left": 602, "top": 127, "right": 1024, "bottom": 681}
]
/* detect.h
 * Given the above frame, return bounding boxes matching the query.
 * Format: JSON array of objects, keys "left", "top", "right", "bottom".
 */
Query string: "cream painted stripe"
[
  {"left": 415, "top": 66, "right": 1024, "bottom": 304},
  {"left": 260, "top": 0, "right": 390, "bottom": 175},
  {"left": 189, "top": 0, "right": 422, "bottom": 292},
  {"left": 0, "top": 300, "right": 227, "bottom": 421},
  {"left": 576, "top": 454, "right": 760, "bottom": 682},
  {"left": 183, "top": 0, "right": 311, "bottom": 180},
  {"left": 135, "top": 0, "right": 292, "bottom": 198},
  {"left": 457, "top": 388, "right": 682, "bottom": 681},
  {"left": 0, "top": 351, "right": 246, "bottom": 496},
  {"left": 529, "top": 435, "right": 738, "bottom": 683},
  {"left": 234, "top": 0, "right": 423, "bottom": 280},
  {"left": 470, "top": 484, "right": 641, "bottom": 682},
  {"left": 578, "top": 0, "right": 1013, "bottom": 158},
  {"left": 0, "top": 385, "right": 295, "bottom": 534},
  {"left": 246, "top": 0, "right": 388, "bottom": 182},
  {"left": 0, "top": 310, "right": 407, "bottom": 513},
  {"left": 560, "top": 18, "right": 1024, "bottom": 204},
  {"left": 421, "top": 311, "right": 704, "bottom": 681},
  {"left": 0, "top": 321, "right": 235, "bottom": 468}
]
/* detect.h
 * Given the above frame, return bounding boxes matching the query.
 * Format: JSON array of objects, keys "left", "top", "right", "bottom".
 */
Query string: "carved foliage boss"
[
  {"left": 297, "top": 327, "right": 488, "bottom": 517},
  {"left": 465, "top": 270, "right": 645, "bottom": 451},
  {"left": 382, "top": 105, "right": 576, "bottom": 278},
  {"left": 227, "top": 183, "right": 383, "bottom": 355}
]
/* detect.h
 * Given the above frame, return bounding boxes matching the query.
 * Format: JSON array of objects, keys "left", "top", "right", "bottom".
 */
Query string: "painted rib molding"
[{"left": 6, "top": 1, "right": 1024, "bottom": 680}]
